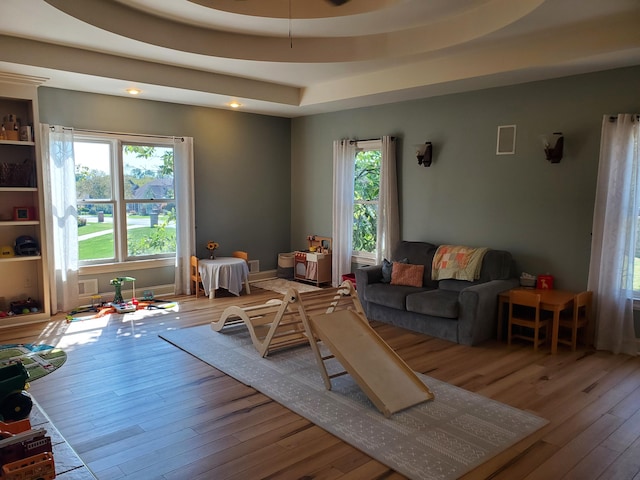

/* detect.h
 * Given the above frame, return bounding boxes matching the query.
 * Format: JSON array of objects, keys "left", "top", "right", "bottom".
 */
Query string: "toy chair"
[
  {"left": 190, "top": 256, "right": 205, "bottom": 298},
  {"left": 508, "top": 290, "right": 549, "bottom": 351},
  {"left": 558, "top": 290, "right": 592, "bottom": 351}
]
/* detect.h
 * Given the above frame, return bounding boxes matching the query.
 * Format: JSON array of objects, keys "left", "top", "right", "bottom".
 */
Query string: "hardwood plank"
[{"left": 0, "top": 286, "right": 635, "bottom": 479}]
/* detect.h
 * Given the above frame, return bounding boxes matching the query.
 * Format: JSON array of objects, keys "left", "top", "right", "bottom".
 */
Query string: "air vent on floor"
[
  {"left": 78, "top": 278, "right": 98, "bottom": 296},
  {"left": 248, "top": 260, "right": 259, "bottom": 273}
]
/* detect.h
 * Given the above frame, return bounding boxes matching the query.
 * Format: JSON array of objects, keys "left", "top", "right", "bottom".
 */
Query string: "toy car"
[{"left": 0, "top": 362, "right": 32, "bottom": 422}]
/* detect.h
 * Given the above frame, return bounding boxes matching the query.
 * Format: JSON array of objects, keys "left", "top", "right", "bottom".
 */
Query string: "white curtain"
[
  {"left": 377, "top": 136, "right": 400, "bottom": 263},
  {"left": 332, "top": 136, "right": 400, "bottom": 285},
  {"left": 173, "top": 136, "right": 195, "bottom": 294},
  {"left": 588, "top": 114, "right": 639, "bottom": 355},
  {"left": 332, "top": 139, "right": 356, "bottom": 286},
  {"left": 41, "top": 124, "right": 79, "bottom": 314}
]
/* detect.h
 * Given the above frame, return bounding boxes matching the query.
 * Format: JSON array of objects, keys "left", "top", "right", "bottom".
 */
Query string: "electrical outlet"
[{"left": 24, "top": 277, "right": 32, "bottom": 288}]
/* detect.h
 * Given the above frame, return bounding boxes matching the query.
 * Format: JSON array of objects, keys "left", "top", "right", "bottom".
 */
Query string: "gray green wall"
[
  {"left": 38, "top": 88, "right": 291, "bottom": 291},
  {"left": 291, "top": 66, "right": 640, "bottom": 292},
  {"left": 35, "top": 66, "right": 640, "bottom": 295}
]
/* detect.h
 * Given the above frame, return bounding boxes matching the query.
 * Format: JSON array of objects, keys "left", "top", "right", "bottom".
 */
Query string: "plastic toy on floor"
[{"left": 110, "top": 276, "right": 137, "bottom": 313}]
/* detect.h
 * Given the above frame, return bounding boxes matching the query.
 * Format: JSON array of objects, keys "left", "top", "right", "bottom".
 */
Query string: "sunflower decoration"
[{"left": 206, "top": 241, "right": 219, "bottom": 259}]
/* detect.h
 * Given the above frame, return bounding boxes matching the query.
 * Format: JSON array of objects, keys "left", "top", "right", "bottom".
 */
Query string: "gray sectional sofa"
[{"left": 354, "top": 241, "right": 518, "bottom": 345}]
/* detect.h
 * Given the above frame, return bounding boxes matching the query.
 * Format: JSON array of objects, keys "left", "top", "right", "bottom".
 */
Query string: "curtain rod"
[
  {"left": 608, "top": 114, "right": 640, "bottom": 122},
  {"left": 348, "top": 136, "right": 396, "bottom": 144},
  {"left": 50, "top": 125, "right": 184, "bottom": 141}
]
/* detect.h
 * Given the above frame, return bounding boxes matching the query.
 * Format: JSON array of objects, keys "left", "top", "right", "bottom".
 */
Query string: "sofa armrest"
[
  {"left": 457, "top": 278, "right": 519, "bottom": 346},
  {"left": 355, "top": 266, "right": 383, "bottom": 316}
]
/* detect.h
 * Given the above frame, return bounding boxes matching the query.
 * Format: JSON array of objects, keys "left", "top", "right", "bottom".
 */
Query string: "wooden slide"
[
  {"left": 308, "top": 309, "right": 434, "bottom": 418},
  {"left": 212, "top": 281, "right": 434, "bottom": 416}
]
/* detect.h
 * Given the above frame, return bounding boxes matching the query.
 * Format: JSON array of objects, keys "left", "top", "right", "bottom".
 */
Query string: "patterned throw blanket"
[{"left": 432, "top": 245, "right": 489, "bottom": 281}]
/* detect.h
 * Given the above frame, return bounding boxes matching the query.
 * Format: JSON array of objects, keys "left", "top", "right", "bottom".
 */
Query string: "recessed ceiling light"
[
  {"left": 228, "top": 101, "right": 242, "bottom": 109},
  {"left": 126, "top": 88, "right": 141, "bottom": 95}
]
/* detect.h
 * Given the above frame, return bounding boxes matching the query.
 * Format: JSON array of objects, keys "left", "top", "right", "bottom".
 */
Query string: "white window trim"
[
  {"left": 75, "top": 132, "right": 176, "bottom": 266},
  {"left": 351, "top": 139, "right": 382, "bottom": 262}
]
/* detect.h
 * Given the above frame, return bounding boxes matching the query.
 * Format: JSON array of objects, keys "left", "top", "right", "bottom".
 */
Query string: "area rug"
[
  {"left": 0, "top": 344, "right": 66, "bottom": 382},
  {"left": 252, "top": 278, "right": 321, "bottom": 295},
  {"left": 160, "top": 324, "right": 548, "bottom": 480}
]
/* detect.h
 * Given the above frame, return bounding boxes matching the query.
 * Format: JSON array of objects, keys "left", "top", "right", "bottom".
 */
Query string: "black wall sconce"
[
  {"left": 542, "top": 132, "right": 564, "bottom": 163},
  {"left": 416, "top": 142, "right": 433, "bottom": 167}
]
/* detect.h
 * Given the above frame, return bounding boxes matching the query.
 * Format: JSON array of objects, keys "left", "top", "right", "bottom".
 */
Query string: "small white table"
[{"left": 198, "top": 257, "right": 251, "bottom": 298}]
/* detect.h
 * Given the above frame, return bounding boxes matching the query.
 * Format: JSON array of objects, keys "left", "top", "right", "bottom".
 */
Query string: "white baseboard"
[
  {"left": 79, "top": 283, "right": 176, "bottom": 306},
  {"left": 249, "top": 269, "right": 277, "bottom": 282},
  {"left": 77, "top": 272, "right": 279, "bottom": 307}
]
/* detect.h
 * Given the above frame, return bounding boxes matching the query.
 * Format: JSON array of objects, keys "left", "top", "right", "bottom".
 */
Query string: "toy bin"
[
  {"left": 341, "top": 273, "right": 357, "bottom": 290},
  {"left": 2, "top": 452, "right": 55, "bottom": 480}
]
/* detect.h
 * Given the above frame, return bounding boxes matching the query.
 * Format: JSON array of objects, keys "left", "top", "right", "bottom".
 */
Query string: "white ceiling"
[{"left": 0, "top": 0, "right": 639, "bottom": 117}]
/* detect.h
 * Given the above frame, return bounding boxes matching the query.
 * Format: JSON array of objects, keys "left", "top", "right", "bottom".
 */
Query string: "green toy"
[{"left": 110, "top": 277, "right": 136, "bottom": 304}]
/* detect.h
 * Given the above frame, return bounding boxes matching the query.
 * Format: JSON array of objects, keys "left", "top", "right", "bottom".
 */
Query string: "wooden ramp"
[
  {"left": 211, "top": 281, "right": 362, "bottom": 358},
  {"left": 308, "top": 309, "right": 435, "bottom": 418},
  {"left": 211, "top": 293, "right": 305, "bottom": 358}
]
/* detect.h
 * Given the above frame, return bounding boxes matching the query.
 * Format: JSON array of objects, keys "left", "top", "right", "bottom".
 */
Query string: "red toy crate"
[
  {"left": 2, "top": 452, "right": 55, "bottom": 480},
  {"left": 341, "top": 273, "right": 357, "bottom": 290}
]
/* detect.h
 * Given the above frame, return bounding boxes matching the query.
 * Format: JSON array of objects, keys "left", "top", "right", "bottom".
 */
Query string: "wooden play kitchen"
[{"left": 294, "top": 235, "right": 332, "bottom": 287}]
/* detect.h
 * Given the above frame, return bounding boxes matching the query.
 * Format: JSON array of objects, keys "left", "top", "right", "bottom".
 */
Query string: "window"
[
  {"left": 352, "top": 141, "right": 381, "bottom": 261},
  {"left": 74, "top": 134, "right": 176, "bottom": 265}
]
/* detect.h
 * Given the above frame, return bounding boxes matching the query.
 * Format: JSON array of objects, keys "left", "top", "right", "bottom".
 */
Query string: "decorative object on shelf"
[
  {"left": 2, "top": 114, "right": 19, "bottom": 141},
  {"left": 0, "top": 159, "right": 35, "bottom": 187},
  {"left": 415, "top": 142, "right": 433, "bottom": 167},
  {"left": 14, "top": 236, "right": 38, "bottom": 256},
  {"left": 13, "top": 206, "right": 34, "bottom": 221},
  {"left": 542, "top": 132, "right": 564, "bottom": 163},
  {"left": 0, "top": 246, "right": 14, "bottom": 258},
  {"left": 207, "top": 241, "right": 219, "bottom": 259}
]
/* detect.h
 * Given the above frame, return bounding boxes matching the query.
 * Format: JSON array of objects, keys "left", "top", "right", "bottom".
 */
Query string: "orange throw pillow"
[{"left": 390, "top": 262, "right": 424, "bottom": 287}]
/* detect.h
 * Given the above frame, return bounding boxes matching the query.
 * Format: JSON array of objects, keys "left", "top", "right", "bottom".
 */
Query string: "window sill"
[
  {"left": 79, "top": 258, "right": 174, "bottom": 276},
  {"left": 351, "top": 253, "right": 376, "bottom": 266}
]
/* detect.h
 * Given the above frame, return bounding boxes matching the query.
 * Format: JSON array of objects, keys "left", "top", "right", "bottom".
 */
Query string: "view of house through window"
[
  {"left": 74, "top": 135, "right": 176, "bottom": 264},
  {"left": 353, "top": 145, "right": 381, "bottom": 260}
]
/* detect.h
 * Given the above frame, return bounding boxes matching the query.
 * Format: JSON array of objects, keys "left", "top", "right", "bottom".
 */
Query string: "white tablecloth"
[{"left": 198, "top": 257, "right": 249, "bottom": 297}]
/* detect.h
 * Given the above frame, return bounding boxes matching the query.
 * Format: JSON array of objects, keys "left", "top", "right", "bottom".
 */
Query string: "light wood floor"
[{"left": 3, "top": 287, "right": 640, "bottom": 479}]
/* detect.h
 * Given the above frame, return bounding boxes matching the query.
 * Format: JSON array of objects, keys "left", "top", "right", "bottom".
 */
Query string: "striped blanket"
[{"left": 431, "top": 245, "right": 489, "bottom": 281}]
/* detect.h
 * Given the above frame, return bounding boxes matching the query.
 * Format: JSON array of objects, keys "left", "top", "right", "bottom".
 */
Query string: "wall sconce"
[
  {"left": 416, "top": 142, "right": 433, "bottom": 167},
  {"left": 542, "top": 132, "right": 564, "bottom": 163}
]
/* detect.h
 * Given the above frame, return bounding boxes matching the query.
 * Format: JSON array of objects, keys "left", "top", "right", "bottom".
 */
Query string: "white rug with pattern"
[
  {"left": 251, "top": 278, "right": 320, "bottom": 295},
  {"left": 160, "top": 324, "right": 547, "bottom": 480}
]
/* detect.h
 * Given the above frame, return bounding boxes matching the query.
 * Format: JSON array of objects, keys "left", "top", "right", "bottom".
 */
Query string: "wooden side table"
[{"left": 498, "top": 287, "right": 576, "bottom": 354}]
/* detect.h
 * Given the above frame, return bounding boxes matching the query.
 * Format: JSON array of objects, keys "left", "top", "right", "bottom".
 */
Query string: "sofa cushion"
[
  {"left": 364, "top": 283, "right": 428, "bottom": 310},
  {"left": 381, "top": 257, "right": 407, "bottom": 283},
  {"left": 406, "top": 289, "right": 459, "bottom": 319},
  {"left": 391, "top": 263, "right": 424, "bottom": 287},
  {"left": 438, "top": 279, "right": 481, "bottom": 292},
  {"left": 392, "top": 241, "right": 439, "bottom": 288},
  {"left": 477, "top": 250, "right": 514, "bottom": 281}
]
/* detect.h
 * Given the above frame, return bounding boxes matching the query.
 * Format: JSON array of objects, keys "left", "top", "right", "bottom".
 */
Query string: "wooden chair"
[
  {"left": 190, "top": 255, "right": 205, "bottom": 298},
  {"left": 231, "top": 250, "right": 251, "bottom": 294},
  {"left": 508, "top": 290, "right": 549, "bottom": 351},
  {"left": 557, "top": 290, "right": 592, "bottom": 351},
  {"left": 232, "top": 250, "right": 249, "bottom": 263}
]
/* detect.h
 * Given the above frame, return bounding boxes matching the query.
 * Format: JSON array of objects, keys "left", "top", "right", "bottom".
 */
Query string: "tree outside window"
[
  {"left": 74, "top": 137, "right": 176, "bottom": 265},
  {"left": 353, "top": 148, "right": 381, "bottom": 258}
]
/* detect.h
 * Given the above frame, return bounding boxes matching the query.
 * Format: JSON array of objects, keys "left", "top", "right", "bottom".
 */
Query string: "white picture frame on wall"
[{"left": 496, "top": 125, "right": 516, "bottom": 155}]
